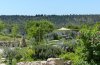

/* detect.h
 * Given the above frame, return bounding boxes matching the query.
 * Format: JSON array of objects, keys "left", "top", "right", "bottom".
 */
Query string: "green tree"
[
  {"left": 79, "top": 23, "right": 100, "bottom": 64},
  {"left": 26, "top": 20, "right": 54, "bottom": 43},
  {"left": 0, "top": 21, "right": 5, "bottom": 32},
  {"left": 60, "top": 23, "right": 100, "bottom": 65},
  {"left": 11, "top": 24, "right": 19, "bottom": 40}
]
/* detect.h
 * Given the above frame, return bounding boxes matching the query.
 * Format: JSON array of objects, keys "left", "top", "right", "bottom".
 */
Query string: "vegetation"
[
  {"left": 33, "top": 45, "right": 63, "bottom": 60},
  {"left": 0, "top": 15, "right": 100, "bottom": 65},
  {"left": 60, "top": 23, "right": 100, "bottom": 65},
  {"left": 0, "top": 15, "right": 100, "bottom": 27},
  {"left": 26, "top": 20, "right": 54, "bottom": 43},
  {"left": 11, "top": 24, "right": 19, "bottom": 41}
]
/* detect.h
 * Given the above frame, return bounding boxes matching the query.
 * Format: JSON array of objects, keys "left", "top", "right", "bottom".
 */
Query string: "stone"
[
  {"left": 41, "top": 61, "right": 47, "bottom": 65},
  {"left": 17, "top": 58, "right": 70, "bottom": 65},
  {"left": 47, "top": 58, "right": 64, "bottom": 65}
]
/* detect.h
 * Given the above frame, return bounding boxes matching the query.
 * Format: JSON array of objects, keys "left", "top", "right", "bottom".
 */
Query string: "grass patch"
[{"left": 0, "top": 35, "right": 12, "bottom": 41}]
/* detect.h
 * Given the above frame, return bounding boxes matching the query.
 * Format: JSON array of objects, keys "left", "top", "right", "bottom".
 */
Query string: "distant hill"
[{"left": 0, "top": 15, "right": 100, "bottom": 27}]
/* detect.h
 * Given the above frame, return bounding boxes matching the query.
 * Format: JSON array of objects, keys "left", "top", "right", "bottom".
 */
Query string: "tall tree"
[
  {"left": 26, "top": 20, "right": 54, "bottom": 43},
  {"left": 0, "top": 21, "right": 5, "bottom": 32},
  {"left": 12, "top": 24, "right": 19, "bottom": 41},
  {"left": 79, "top": 23, "right": 100, "bottom": 64}
]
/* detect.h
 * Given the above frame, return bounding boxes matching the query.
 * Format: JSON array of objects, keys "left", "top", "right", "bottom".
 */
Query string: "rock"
[
  {"left": 17, "top": 62, "right": 25, "bottom": 65},
  {"left": 47, "top": 58, "right": 64, "bottom": 65},
  {"left": 33, "top": 61, "right": 41, "bottom": 65},
  {"left": 0, "top": 49, "right": 3, "bottom": 54},
  {"left": 46, "top": 61, "right": 56, "bottom": 65},
  {"left": 41, "top": 61, "right": 47, "bottom": 65},
  {"left": 64, "top": 60, "right": 72, "bottom": 65},
  {"left": 0, "top": 63, "right": 6, "bottom": 65},
  {"left": 17, "top": 58, "right": 71, "bottom": 65}
]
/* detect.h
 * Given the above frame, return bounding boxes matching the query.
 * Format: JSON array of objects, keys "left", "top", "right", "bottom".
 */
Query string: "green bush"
[
  {"left": 0, "top": 35, "right": 11, "bottom": 41},
  {"left": 60, "top": 52, "right": 90, "bottom": 65},
  {"left": 15, "top": 47, "right": 35, "bottom": 62},
  {"left": 3, "top": 47, "right": 35, "bottom": 64},
  {"left": 33, "top": 45, "right": 63, "bottom": 60}
]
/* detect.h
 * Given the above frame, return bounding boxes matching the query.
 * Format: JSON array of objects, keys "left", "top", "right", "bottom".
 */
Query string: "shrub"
[
  {"left": 15, "top": 47, "right": 35, "bottom": 62},
  {"left": 33, "top": 45, "right": 63, "bottom": 60}
]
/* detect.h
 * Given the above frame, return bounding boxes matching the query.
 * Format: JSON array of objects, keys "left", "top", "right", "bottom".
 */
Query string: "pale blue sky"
[{"left": 0, "top": 0, "right": 100, "bottom": 15}]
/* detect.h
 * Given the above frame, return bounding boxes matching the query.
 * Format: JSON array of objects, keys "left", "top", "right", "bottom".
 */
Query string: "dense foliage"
[
  {"left": 26, "top": 20, "right": 54, "bottom": 42},
  {"left": 0, "top": 15, "right": 100, "bottom": 65},
  {"left": 0, "top": 15, "right": 100, "bottom": 27},
  {"left": 33, "top": 45, "right": 63, "bottom": 60},
  {"left": 79, "top": 24, "right": 100, "bottom": 64}
]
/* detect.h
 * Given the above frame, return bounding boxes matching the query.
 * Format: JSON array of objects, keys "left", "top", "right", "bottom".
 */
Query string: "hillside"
[{"left": 0, "top": 15, "right": 100, "bottom": 27}]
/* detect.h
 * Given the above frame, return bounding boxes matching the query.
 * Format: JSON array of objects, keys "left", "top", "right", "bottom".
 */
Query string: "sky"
[{"left": 0, "top": 0, "right": 100, "bottom": 15}]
